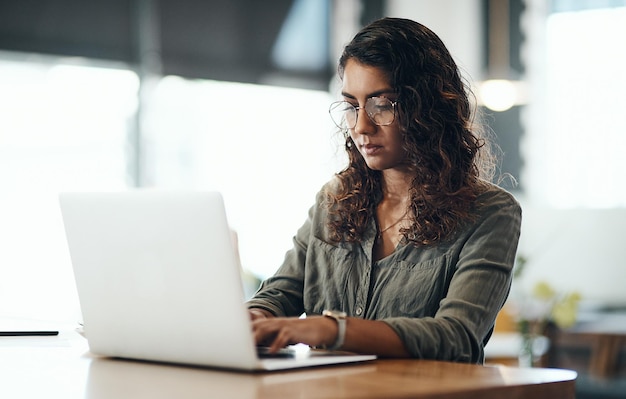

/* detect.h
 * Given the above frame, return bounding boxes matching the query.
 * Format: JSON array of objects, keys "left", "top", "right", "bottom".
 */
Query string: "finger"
[
  {"left": 253, "top": 319, "right": 296, "bottom": 352},
  {"left": 269, "top": 327, "right": 295, "bottom": 352},
  {"left": 249, "top": 310, "right": 265, "bottom": 321},
  {"left": 252, "top": 319, "right": 281, "bottom": 346}
]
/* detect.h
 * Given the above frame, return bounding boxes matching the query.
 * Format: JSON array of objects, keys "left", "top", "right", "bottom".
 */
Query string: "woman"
[{"left": 247, "top": 17, "right": 521, "bottom": 363}]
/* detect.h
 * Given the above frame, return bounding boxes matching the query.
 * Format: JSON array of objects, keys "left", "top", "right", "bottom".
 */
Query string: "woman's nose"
[{"left": 353, "top": 108, "right": 376, "bottom": 136}]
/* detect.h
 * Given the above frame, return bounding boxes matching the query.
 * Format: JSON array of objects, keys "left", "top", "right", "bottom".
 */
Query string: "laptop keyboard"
[{"left": 256, "top": 346, "right": 297, "bottom": 359}]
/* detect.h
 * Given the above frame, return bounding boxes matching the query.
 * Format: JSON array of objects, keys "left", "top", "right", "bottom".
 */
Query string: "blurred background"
[{"left": 1, "top": 0, "right": 625, "bottom": 333}]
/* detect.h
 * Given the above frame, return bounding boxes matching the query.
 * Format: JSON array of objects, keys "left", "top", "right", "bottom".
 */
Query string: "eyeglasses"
[{"left": 329, "top": 97, "right": 398, "bottom": 129}]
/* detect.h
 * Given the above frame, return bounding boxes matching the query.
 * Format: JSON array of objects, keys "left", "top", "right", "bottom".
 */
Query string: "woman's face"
[{"left": 342, "top": 59, "right": 407, "bottom": 172}]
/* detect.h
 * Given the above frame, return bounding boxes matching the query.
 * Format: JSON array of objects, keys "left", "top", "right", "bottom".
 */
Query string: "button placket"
[{"left": 354, "top": 266, "right": 371, "bottom": 318}]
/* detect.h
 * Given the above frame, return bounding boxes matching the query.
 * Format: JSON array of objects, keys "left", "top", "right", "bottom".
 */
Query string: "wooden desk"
[{"left": 0, "top": 331, "right": 577, "bottom": 399}]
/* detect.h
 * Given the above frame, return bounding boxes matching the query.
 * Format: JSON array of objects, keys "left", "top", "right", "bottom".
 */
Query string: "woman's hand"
[
  {"left": 249, "top": 311, "right": 410, "bottom": 357},
  {"left": 252, "top": 316, "right": 338, "bottom": 353},
  {"left": 249, "top": 308, "right": 273, "bottom": 321}
]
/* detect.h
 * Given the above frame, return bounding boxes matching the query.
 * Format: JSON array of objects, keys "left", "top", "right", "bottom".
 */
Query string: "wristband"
[{"left": 322, "top": 309, "right": 347, "bottom": 350}]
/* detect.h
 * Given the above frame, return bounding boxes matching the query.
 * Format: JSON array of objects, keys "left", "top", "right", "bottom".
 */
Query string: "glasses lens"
[
  {"left": 329, "top": 101, "right": 356, "bottom": 129},
  {"left": 365, "top": 97, "right": 396, "bottom": 126}
]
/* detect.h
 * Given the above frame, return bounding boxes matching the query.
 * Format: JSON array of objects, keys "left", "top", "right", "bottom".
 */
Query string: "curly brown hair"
[{"left": 325, "top": 17, "right": 497, "bottom": 246}]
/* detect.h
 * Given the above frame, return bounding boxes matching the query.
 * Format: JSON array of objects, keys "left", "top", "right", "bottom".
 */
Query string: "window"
[
  {"left": 0, "top": 56, "right": 137, "bottom": 323},
  {"left": 0, "top": 55, "right": 344, "bottom": 323},
  {"left": 144, "top": 76, "right": 343, "bottom": 279},
  {"left": 523, "top": 3, "right": 626, "bottom": 207}
]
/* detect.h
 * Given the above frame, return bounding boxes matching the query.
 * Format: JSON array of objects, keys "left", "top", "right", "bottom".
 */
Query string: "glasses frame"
[{"left": 329, "top": 96, "right": 399, "bottom": 129}]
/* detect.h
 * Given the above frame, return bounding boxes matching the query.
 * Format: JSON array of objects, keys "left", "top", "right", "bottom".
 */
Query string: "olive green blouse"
[{"left": 247, "top": 181, "right": 522, "bottom": 364}]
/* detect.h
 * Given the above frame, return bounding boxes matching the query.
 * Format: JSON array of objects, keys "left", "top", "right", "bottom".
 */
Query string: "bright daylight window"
[
  {"left": 523, "top": 5, "right": 626, "bottom": 208},
  {"left": 0, "top": 56, "right": 343, "bottom": 324},
  {"left": 144, "top": 76, "right": 343, "bottom": 283},
  {"left": 0, "top": 57, "right": 137, "bottom": 323}
]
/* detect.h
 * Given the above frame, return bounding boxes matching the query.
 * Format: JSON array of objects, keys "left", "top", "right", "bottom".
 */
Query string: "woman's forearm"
[{"left": 342, "top": 317, "right": 410, "bottom": 358}]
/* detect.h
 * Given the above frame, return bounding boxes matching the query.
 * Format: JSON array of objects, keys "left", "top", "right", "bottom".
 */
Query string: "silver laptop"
[{"left": 59, "top": 190, "right": 375, "bottom": 371}]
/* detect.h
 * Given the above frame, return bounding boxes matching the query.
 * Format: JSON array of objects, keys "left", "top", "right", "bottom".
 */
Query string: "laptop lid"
[{"left": 59, "top": 191, "right": 375, "bottom": 371}]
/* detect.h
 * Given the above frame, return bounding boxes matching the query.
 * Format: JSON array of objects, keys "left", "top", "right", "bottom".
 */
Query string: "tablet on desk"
[
  {"left": 0, "top": 331, "right": 59, "bottom": 336},
  {"left": 0, "top": 317, "right": 59, "bottom": 337}
]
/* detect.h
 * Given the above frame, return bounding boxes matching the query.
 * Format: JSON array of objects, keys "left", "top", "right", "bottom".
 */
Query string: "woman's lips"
[{"left": 362, "top": 143, "right": 382, "bottom": 155}]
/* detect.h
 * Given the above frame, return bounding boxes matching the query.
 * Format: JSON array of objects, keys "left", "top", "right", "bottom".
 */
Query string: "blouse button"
[{"left": 355, "top": 307, "right": 363, "bottom": 315}]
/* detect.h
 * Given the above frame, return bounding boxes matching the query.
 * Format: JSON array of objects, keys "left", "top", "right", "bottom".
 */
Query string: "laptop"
[{"left": 59, "top": 190, "right": 375, "bottom": 371}]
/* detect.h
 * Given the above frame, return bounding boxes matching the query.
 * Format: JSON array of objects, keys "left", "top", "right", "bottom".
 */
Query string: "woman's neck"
[
  {"left": 380, "top": 169, "right": 412, "bottom": 203},
  {"left": 373, "top": 170, "right": 413, "bottom": 261}
]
